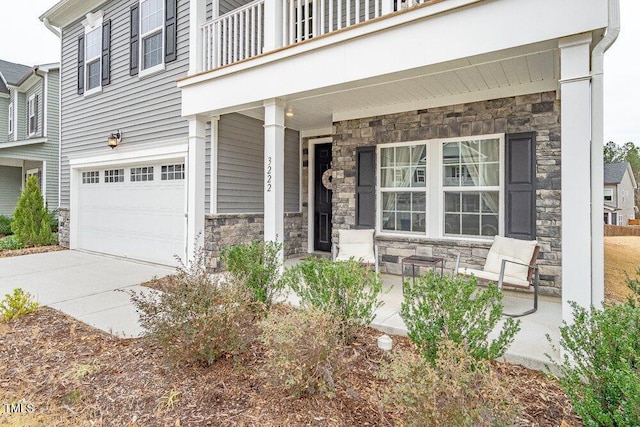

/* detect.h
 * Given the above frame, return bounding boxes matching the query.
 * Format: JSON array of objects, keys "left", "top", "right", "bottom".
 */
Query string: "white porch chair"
[
  {"left": 332, "top": 229, "right": 379, "bottom": 273},
  {"left": 455, "top": 235, "right": 540, "bottom": 317}
]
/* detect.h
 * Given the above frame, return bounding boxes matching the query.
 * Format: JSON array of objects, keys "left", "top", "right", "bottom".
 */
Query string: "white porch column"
[
  {"left": 187, "top": 116, "right": 207, "bottom": 261},
  {"left": 189, "top": 0, "right": 207, "bottom": 75},
  {"left": 263, "top": 99, "right": 285, "bottom": 253},
  {"left": 559, "top": 34, "right": 594, "bottom": 321},
  {"left": 263, "top": 0, "right": 284, "bottom": 52}
]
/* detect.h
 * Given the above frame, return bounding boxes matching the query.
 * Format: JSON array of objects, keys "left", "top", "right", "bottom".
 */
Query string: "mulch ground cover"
[
  {"left": 0, "top": 245, "right": 66, "bottom": 258},
  {"left": 1, "top": 304, "right": 581, "bottom": 426}
]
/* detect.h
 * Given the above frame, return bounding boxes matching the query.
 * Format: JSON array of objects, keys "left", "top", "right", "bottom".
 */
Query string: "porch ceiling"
[{"left": 239, "top": 44, "right": 559, "bottom": 131}]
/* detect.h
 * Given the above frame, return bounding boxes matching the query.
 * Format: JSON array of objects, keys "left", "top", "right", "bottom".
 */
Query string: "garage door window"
[
  {"left": 161, "top": 164, "right": 184, "bottom": 180},
  {"left": 131, "top": 166, "right": 154, "bottom": 182},
  {"left": 82, "top": 171, "right": 100, "bottom": 184},
  {"left": 105, "top": 169, "right": 124, "bottom": 183}
]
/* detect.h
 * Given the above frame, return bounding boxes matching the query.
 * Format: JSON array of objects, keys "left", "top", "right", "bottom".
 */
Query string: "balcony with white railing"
[{"left": 201, "top": 0, "right": 434, "bottom": 72}]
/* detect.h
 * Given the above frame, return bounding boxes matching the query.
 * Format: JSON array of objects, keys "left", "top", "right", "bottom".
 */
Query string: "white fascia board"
[
  {"left": 68, "top": 141, "right": 188, "bottom": 169},
  {"left": 0, "top": 138, "right": 47, "bottom": 149},
  {"left": 0, "top": 158, "right": 26, "bottom": 167},
  {"left": 40, "top": 0, "right": 108, "bottom": 28},
  {"left": 180, "top": 0, "right": 607, "bottom": 116}
]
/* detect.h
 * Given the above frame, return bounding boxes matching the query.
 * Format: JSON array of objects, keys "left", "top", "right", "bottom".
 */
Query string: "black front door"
[{"left": 314, "top": 143, "right": 332, "bottom": 252}]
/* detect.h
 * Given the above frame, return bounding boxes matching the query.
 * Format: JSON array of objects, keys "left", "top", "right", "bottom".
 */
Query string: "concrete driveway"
[{"left": 0, "top": 250, "right": 173, "bottom": 337}]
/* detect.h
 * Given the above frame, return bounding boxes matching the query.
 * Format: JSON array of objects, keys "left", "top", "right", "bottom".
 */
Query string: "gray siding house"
[
  {"left": 42, "top": 0, "right": 619, "bottom": 323},
  {"left": 41, "top": 0, "right": 300, "bottom": 267},
  {"left": 0, "top": 60, "right": 60, "bottom": 216},
  {"left": 604, "top": 162, "right": 638, "bottom": 225}
]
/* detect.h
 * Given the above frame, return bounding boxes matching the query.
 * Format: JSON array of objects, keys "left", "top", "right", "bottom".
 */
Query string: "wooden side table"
[{"left": 401, "top": 255, "right": 445, "bottom": 290}]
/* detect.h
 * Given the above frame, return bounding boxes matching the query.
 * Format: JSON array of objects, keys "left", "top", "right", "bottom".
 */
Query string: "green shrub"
[
  {"left": 378, "top": 340, "right": 520, "bottom": 426},
  {"left": 221, "top": 241, "right": 284, "bottom": 308},
  {"left": 48, "top": 209, "right": 59, "bottom": 233},
  {"left": 259, "top": 306, "right": 347, "bottom": 397},
  {"left": 547, "top": 269, "right": 640, "bottom": 426},
  {"left": 0, "top": 235, "right": 24, "bottom": 251},
  {"left": 11, "top": 176, "right": 54, "bottom": 247},
  {"left": 0, "top": 215, "right": 12, "bottom": 236},
  {"left": 129, "top": 249, "right": 261, "bottom": 365},
  {"left": 1, "top": 288, "right": 39, "bottom": 321},
  {"left": 281, "top": 257, "right": 384, "bottom": 343},
  {"left": 401, "top": 272, "right": 520, "bottom": 364}
]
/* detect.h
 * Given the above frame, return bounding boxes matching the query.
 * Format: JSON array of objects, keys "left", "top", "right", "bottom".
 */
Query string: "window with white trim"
[
  {"left": 604, "top": 188, "right": 613, "bottom": 202},
  {"left": 27, "top": 94, "right": 38, "bottom": 136},
  {"left": 131, "top": 166, "right": 154, "bottom": 182},
  {"left": 105, "top": 169, "right": 124, "bottom": 183},
  {"left": 8, "top": 102, "right": 13, "bottom": 135},
  {"left": 378, "top": 135, "right": 503, "bottom": 239},
  {"left": 442, "top": 138, "right": 500, "bottom": 237},
  {"left": 140, "top": 0, "right": 164, "bottom": 72},
  {"left": 82, "top": 171, "right": 100, "bottom": 184},
  {"left": 161, "top": 164, "right": 184, "bottom": 180},
  {"left": 85, "top": 26, "right": 101, "bottom": 91}
]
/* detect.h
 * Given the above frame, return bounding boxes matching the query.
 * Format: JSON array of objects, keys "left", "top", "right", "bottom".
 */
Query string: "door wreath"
[{"left": 321, "top": 168, "right": 334, "bottom": 190}]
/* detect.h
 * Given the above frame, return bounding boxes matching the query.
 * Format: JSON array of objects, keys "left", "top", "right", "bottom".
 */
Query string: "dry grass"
[{"left": 604, "top": 236, "right": 640, "bottom": 302}]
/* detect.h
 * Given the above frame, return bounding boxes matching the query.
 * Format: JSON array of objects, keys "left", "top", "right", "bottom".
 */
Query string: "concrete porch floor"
[{"left": 283, "top": 257, "right": 562, "bottom": 371}]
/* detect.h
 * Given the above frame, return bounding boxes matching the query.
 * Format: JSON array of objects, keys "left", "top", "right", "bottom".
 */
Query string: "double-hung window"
[
  {"left": 442, "top": 138, "right": 500, "bottom": 237},
  {"left": 130, "top": 0, "right": 177, "bottom": 76},
  {"left": 78, "top": 11, "right": 110, "bottom": 96},
  {"left": 27, "top": 94, "right": 38, "bottom": 136},
  {"left": 85, "top": 25, "right": 101, "bottom": 92},
  {"left": 140, "top": 0, "right": 164, "bottom": 74},
  {"left": 378, "top": 134, "right": 503, "bottom": 239},
  {"left": 8, "top": 102, "right": 13, "bottom": 135}
]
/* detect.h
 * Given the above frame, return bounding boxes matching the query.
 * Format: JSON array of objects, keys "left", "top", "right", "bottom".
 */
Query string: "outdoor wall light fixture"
[
  {"left": 285, "top": 107, "right": 294, "bottom": 117},
  {"left": 107, "top": 130, "right": 121, "bottom": 149}
]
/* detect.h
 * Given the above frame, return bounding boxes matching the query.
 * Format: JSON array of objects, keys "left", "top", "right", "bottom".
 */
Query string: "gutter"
[
  {"left": 42, "top": 17, "right": 61, "bottom": 38},
  {"left": 590, "top": 0, "right": 620, "bottom": 308}
]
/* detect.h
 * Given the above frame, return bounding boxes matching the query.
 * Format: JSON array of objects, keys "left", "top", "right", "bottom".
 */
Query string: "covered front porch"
[
  {"left": 283, "top": 256, "right": 562, "bottom": 369},
  {"left": 179, "top": 0, "right": 615, "bottom": 326}
]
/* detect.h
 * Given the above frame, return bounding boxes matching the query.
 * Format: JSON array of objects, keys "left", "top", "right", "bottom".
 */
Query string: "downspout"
[
  {"left": 41, "top": 17, "right": 63, "bottom": 214},
  {"left": 591, "top": 0, "right": 620, "bottom": 308}
]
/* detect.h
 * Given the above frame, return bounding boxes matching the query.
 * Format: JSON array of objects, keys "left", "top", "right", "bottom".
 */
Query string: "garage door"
[{"left": 76, "top": 162, "right": 186, "bottom": 266}]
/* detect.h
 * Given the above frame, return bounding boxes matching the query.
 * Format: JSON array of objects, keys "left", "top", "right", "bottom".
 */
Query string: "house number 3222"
[{"left": 266, "top": 156, "right": 272, "bottom": 192}]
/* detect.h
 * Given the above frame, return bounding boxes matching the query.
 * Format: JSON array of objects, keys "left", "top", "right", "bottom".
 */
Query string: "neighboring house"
[
  {"left": 41, "top": 0, "right": 619, "bottom": 322},
  {"left": 604, "top": 162, "right": 638, "bottom": 225},
  {"left": 0, "top": 60, "right": 60, "bottom": 216}
]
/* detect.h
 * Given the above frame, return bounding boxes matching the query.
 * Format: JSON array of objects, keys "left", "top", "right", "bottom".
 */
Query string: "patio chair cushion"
[
  {"left": 335, "top": 229, "right": 376, "bottom": 264},
  {"left": 459, "top": 267, "right": 531, "bottom": 288},
  {"left": 483, "top": 235, "right": 537, "bottom": 282}
]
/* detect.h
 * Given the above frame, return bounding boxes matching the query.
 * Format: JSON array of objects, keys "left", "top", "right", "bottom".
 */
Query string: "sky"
[{"left": 0, "top": 0, "right": 638, "bottom": 145}]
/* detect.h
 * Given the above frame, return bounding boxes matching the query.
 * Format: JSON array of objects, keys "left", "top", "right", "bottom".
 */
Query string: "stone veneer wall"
[
  {"left": 57, "top": 208, "right": 70, "bottom": 247},
  {"left": 331, "top": 91, "right": 562, "bottom": 295},
  {"left": 204, "top": 212, "right": 306, "bottom": 271}
]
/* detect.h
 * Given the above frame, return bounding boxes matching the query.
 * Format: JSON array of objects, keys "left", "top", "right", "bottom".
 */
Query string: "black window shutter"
[
  {"left": 102, "top": 19, "right": 111, "bottom": 85},
  {"left": 165, "top": 0, "right": 178, "bottom": 63},
  {"left": 505, "top": 132, "right": 536, "bottom": 240},
  {"left": 130, "top": 4, "right": 139, "bottom": 76},
  {"left": 77, "top": 35, "right": 85, "bottom": 94},
  {"left": 356, "top": 146, "right": 376, "bottom": 229},
  {"left": 34, "top": 95, "right": 38, "bottom": 133}
]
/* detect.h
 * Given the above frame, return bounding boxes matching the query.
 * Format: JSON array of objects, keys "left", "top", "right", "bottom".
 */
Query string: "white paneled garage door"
[{"left": 76, "top": 162, "right": 186, "bottom": 266}]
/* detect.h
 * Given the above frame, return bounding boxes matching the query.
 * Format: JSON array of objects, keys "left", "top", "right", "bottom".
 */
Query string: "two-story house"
[
  {"left": 42, "top": 0, "right": 619, "bottom": 322},
  {"left": 0, "top": 60, "right": 60, "bottom": 216},
  {"left": 604, "top": 161, "right": 638, "bottom": 225}
]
